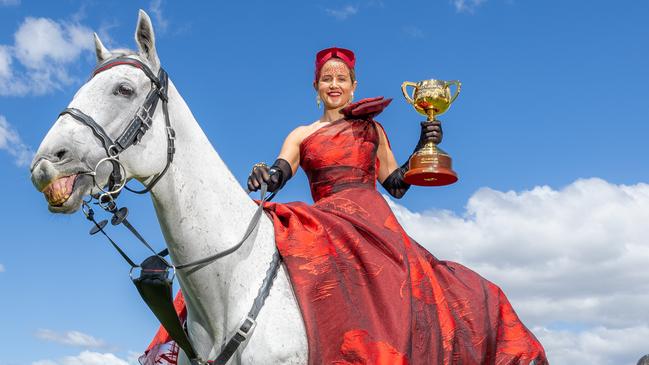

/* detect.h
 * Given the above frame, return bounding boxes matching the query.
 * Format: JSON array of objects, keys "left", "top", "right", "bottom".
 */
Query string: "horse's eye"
[{"left": 114, "top": 83, "right": 134, "bottom": 97}]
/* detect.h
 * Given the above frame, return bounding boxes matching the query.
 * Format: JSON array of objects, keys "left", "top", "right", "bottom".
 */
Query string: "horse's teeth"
[{"left": 43, "top": 175, "right": 76, "bottom": 206}]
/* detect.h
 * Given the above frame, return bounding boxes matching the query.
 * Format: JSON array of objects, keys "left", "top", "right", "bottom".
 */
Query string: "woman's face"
[{"left": 315, "top": 59, "right": 357, "bottom": 110}]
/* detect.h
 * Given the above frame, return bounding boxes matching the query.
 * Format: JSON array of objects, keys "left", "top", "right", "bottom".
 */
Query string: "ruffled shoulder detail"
[{"left": 340, "top": 96, "right": 392, "bottom": 120}]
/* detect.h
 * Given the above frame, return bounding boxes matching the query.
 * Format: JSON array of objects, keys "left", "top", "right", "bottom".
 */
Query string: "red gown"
[{"left": 140, "top": 99, "right": 547, "bottom": 365}]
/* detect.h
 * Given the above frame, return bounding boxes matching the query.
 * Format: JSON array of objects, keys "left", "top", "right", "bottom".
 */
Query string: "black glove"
[
  {"left": 247, "top": 158, "right": 293, "bottom": 193},
  {"left": 381, "top": 161, "right": 410, "bottom": 199},
  {"left": 381, "top": 120, "right": 443, "bottom": 199},
  {"left": 415, "top": 119, "right": 443, "bottom": 151}
]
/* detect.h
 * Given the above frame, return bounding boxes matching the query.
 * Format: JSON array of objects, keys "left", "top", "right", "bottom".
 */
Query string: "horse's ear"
[
  {"left": 135, "top": 9, "right": 160, "bottom": 70},
  {"left": 94, "top": 33, "right": 111, "bottom": 63}
]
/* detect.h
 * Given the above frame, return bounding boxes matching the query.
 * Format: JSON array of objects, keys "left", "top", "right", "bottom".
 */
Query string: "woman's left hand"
[{"left": 420, "top": 119, "right": 443, "bottom": 145}]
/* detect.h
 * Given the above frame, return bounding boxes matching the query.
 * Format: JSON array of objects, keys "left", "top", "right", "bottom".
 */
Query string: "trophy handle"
[
  {"left": 401, "top": 81, "right": 417, "bottom": 105},
  {"left": 445, "top": 80, "right": 462, "bottom": 104}
]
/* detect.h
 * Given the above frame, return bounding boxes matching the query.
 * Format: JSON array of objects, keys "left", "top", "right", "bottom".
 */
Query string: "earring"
[
  {"left": 350, "top": 92, "right": 354, "bottom": 102},
  {"left": 316, "top": 94, "right": 322, "bottom": 109}
]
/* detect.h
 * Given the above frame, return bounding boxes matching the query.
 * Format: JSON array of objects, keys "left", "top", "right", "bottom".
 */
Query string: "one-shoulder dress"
[{"left": 140, "top": 100, "right": 547, "bottom": 365}]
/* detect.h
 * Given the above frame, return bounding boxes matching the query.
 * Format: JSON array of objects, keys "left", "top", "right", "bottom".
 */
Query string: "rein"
[{"left": 69, "top": 57, "right": 280, "bottom": 365}]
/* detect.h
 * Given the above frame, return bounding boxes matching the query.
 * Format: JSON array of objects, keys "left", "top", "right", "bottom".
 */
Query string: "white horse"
[{"left": 29, "top": 10, "right": 307, "bottom": 365}]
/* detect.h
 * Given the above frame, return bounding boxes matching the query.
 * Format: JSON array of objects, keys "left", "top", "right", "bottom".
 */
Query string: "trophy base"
[{"left": 404, "top": 146, "right": 458, "bottom": 186}]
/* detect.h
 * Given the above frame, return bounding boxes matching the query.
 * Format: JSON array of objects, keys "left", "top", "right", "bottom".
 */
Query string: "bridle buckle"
[
  {"left": 136, "top": 104, "right": 154, "bottom": 128},
  {"left": 166, "top": 126, "right": 176, "bottom": 140},
  {"left": 235, "top": 316, "right": 257, "bottom": 342}
]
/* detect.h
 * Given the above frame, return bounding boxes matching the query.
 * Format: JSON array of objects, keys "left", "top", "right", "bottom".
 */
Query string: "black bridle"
[
  {"left": 65, "top": 57, "right": 280, "bottom": 365},
  {"left": 60, "top": 57, "right": 175, "bottom": 199}
]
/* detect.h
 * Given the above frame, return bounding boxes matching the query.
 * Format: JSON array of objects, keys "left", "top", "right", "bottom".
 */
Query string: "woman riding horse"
[{"left": 143, "top": 47, "right": 547, "bottom": 365}]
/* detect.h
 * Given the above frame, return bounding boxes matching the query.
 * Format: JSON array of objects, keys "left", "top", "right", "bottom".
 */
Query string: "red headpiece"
[{"left": 314, "top": 47, "right": 355, "bottom": 81}]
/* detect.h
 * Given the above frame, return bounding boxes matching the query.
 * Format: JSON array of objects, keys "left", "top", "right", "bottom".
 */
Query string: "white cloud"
[
  {"left": 325, "top": 5, "right": 359, "bottom": 20},
  {"left": 535, "top": 326, "right": 649, "bottom": 365},
  {"left": 0, "top": 46, "right": 12, "bottom": 79},
  {"left": 0, "top": 16, "right": 94, "bottom": 96},
  {"left": 0, "top": 0, "right": 20, "bottom": 6},
  {"left": 126, "top": 351, "right": 143, "bottom": 365},
  {"left": 387, "top": 178, "right": 649, "bottom": 365},
  {"left": 35, "top": 329, "right": 106, "bottom": 348},
  {"left": 0, "top": 263, "right": 5, "bottom": 272},
  {"left": 14, "top": 18, "right": 91, "bottom": 67},
  {"left": 149, "top": 0, "right": 169, "bottom": 33},
  {"left": 451, "top": 0, "right": 487, "bottom": 13},
  {"left": 0, "top": 115, "right": 33, "bottom": 166},
  {"left": 32, "top": 351, "right": 130, "bottom": 365}
]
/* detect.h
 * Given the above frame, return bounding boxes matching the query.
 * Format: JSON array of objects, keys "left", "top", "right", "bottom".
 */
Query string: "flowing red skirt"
[{"left": 141, "top": 188, "right": 547, "bottom": 365}]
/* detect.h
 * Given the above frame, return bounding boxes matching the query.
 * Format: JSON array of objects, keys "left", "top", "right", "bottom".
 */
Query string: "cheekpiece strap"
[
  {"left": 89, "top": 57, "right": 170, "bottom": 155},
  {"left": 113, "top": 82, "right": 161, "bottom": 152}
]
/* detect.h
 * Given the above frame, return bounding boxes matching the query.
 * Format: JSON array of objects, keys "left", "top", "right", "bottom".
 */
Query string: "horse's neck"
[
  {"left": 150, "top": 84, "right": 256, "bottom": 245},
  {"left": 148, "top": 81, "right": 276, "bottom": 342}
]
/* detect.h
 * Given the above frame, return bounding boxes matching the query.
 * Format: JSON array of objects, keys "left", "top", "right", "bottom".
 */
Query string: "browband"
[{"left": 92, "top": 57, "right": 160, "bottom": 87}]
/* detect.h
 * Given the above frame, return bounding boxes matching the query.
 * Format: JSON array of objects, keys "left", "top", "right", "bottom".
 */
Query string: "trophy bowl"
[{"left": 401, "top": 79, "right": 461, "bottom": 186}]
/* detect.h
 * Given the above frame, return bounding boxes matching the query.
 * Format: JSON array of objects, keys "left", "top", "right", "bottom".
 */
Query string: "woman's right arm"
[
  {"left": 247, "top": 126, "right": 305, "bottom": 192},
  {"left": 276, "top": 126, "right": 305, "bottom": 176}
]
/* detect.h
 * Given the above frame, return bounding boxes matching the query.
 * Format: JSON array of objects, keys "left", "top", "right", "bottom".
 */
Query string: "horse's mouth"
[
  {"left": 41, "top": 174, "right": 92, "bottom": 213},
  {"left": 42, "top": 174, "right": 77, "bottom": 206}
]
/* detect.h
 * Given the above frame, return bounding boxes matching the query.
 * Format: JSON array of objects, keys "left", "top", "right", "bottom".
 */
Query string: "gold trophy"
[{"left": 401, "top": 79, "right": 461, "bottom": 186}]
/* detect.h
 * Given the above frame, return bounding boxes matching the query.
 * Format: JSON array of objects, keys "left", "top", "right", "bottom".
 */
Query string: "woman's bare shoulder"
[{"left": 286, "top": 120, "right": 321, "bottom": 143}]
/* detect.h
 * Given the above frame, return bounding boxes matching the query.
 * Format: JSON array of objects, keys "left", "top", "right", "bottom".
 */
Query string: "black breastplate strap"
[
  {"left": 213, "top": 250, "right": 281, "bottom": 365},
  {"left": 83, "top": 182, "right": 279, "bottom": 364},
  {"left": 132, "top": 250, "right": 282, "bottom": 365},
  {"left": 133, "top": 184, "right": 278, "bottom": 364}
]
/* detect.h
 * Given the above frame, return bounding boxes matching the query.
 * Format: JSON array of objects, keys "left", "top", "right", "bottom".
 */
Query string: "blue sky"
[{"left": 1, "top": 1, "right": 649, "bottom": 364}]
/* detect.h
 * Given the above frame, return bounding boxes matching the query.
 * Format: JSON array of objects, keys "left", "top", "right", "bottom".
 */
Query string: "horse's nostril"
[{"left": 54, "top": 149, "right": 68, "bottom": 161}]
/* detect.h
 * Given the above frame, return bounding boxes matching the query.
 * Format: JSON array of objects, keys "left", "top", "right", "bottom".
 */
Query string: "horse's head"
[{"left": 30, "top": 10, "right": 171, "bottom": 214}]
